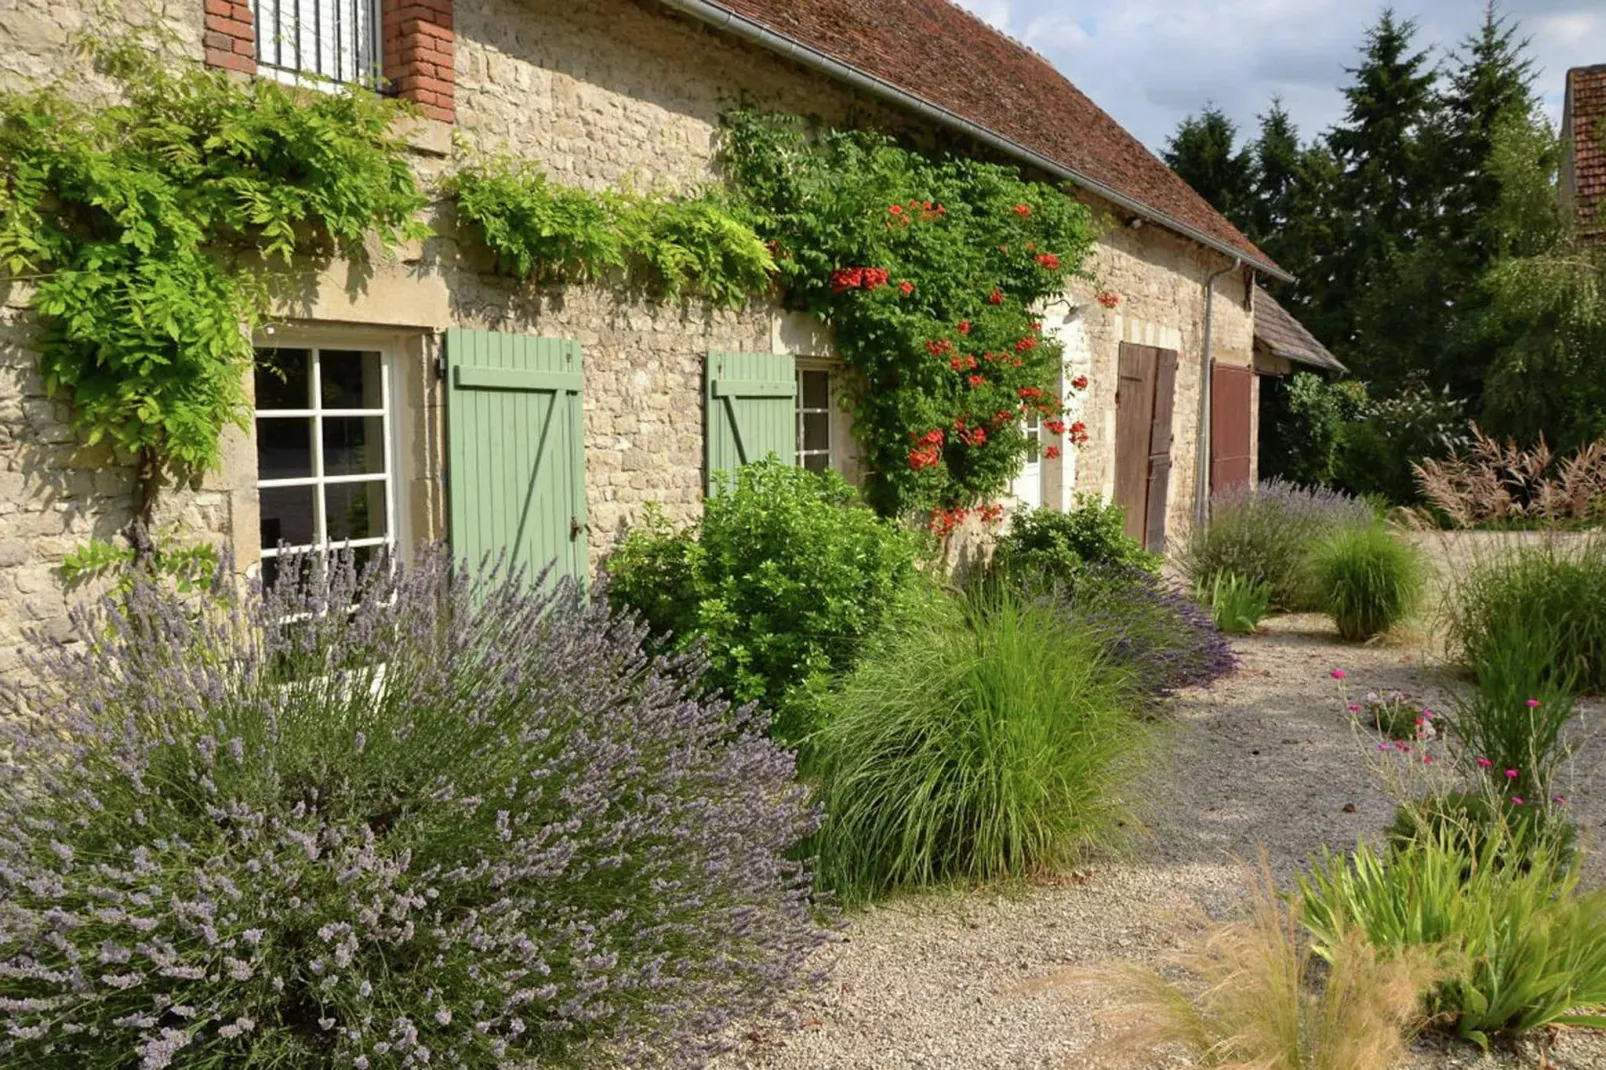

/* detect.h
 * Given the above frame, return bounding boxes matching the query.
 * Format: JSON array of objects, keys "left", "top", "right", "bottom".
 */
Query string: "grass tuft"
[
  {"left": 1308, "top": 524, "right": 1425, "bottom": 641},
  {"left": 805, "top": 587, "right": 1147, "bottom": 904},
  {"left": 1063, "top": 858, "right": 1443, "bottom": 1070}
]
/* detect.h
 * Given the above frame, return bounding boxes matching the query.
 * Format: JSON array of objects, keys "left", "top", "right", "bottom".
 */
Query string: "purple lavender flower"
[{"left": 0, "top": 548, "right": 827, "bottom": 1066}]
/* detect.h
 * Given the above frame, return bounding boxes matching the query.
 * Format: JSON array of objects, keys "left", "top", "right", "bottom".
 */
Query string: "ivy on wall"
[
  {"left": 718, "top": 111, "right": 1100, "bottom": 521},
  {"left": 445, "top": 156, "right": 774, "bottom": 308},
  {"left": 0, "top": 40, "right": 428, "bottom": 528}
]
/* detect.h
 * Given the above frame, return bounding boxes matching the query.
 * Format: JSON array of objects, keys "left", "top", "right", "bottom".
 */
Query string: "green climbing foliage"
[
  {"left": 0, "top": 37, "right": 428, "bottom": 510},
  {"left": 719, "top": 111, "right": 1101, "bottom": 522}
]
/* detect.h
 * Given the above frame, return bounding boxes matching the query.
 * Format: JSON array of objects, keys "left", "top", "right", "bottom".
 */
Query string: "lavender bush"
[
  {"left": 1052, "top": 566, "right": 1236, "bottom": 697},
  {"left": 1179, "top": 478, "right": 1375, "bottom": 611},
  {"left": 0, "top": 550, "right": 825, "bottom": 1068}
]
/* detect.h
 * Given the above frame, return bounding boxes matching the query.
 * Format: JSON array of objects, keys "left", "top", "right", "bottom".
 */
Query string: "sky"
[{"left": 952, "top": 0, "right": 1604, "bottom": 155}]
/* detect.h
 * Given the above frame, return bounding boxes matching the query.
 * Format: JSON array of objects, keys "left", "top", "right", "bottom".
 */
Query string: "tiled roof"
[
  {"left": 664, "top": 0, "right": 1284, "bottom": 278},
  {"left": 1565, "top": 65, "right": 1606, "bottom": 239},
  {"left": 1253, "top": 288, "right": 1346, "bottom": 374}
]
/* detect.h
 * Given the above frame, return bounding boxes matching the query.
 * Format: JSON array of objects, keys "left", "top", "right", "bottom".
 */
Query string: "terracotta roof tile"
[
  {"left": 674, "top": 0, "right": 1282, "bottom": 275},
  {"left": 1253, "top": 288, "right": 1345, "bottom": 374},
  {"left": 1567, "top": 65, "right": 1606, "bottom": 239}
]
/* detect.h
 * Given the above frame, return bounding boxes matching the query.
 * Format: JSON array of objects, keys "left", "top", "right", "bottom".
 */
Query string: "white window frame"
[
  {"left": 253, "top": 339, "right": 403, "bottom": 576},
  {"left": 251, "top": 0, "right": 382, "bottom": 89},
  {"left": 1012, "top": 410, "right": 1044, "bottom": 510},
  {"left": 796, "top": 366, "right": 835, "bottom": 474}
]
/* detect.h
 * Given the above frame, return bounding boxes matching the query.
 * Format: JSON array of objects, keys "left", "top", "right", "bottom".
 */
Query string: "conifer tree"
[{"left": 1163, "top": 104, "right": 1256, "bottom": 231}]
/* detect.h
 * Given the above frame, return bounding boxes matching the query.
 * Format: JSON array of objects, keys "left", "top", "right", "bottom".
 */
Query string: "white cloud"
[{"left": 955, "top": 0, "right": 1603, "bottom": 152}]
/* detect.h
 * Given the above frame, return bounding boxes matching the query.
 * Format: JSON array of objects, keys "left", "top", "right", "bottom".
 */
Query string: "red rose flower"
[
  {"left": 899, "top": 280, "right": 914, "bottom": 295},
  {"left": 1013, "top": 203, "right": 1031, "bottom": 217},
  {"left": 1045, "top": 419, "right": 1067, "bottom": 435},
  {"left": 1035, "top": 253, "right": 1061, "bottom": 270},
  {"left": 967, "top": 374, "right": 985, "bottom": 388},
  {"left": 1045, "top": 445, "right": 1062, "bottom": 459},
  {"left": 1095, "top": 289, "right": 1120, "bottom": 309},
  {"left": 1017, "top": 387, "right": 1043, "bottom": 400},
  {"left": 1071, "top": 375, "right": 1089, "bottom": 390},
  {"left": 989, "top": 289, "right": 1004, "bottom": 305},
  {"left": 957, "top": 320, "right": 971, "bottom": 334},
  {"left": 889, "top": 204, "right": 903, "bottom": 216},
  {"left": 1014, "top": 336, "right": 1038, "bottom": 352}
]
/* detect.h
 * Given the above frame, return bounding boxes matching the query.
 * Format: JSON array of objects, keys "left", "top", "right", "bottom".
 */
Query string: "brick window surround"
[{"left": 203, "top": 0, "right": 455, "bottom": 124}]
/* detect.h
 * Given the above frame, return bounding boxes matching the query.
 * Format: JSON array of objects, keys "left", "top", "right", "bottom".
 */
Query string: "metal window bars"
[{"left": 252, "top": 0, "right": 381, "bottom": 88}]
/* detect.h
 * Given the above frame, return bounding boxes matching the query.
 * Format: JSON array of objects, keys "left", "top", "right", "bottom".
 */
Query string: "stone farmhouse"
[{"left": 0, "top": 0, "right": 1304, "bottom": 671}]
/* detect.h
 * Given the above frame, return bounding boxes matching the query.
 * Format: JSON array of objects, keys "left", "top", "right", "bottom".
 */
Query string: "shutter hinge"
[
  {"left": 569, "top": 516, "right": 582, "bottom": 541},
  {"left": 435, "top": 354, "right": 446, "bottom": 382}
]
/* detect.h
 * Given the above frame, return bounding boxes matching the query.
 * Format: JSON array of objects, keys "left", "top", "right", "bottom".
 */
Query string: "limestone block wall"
[
  {"left": 0, "top": 0, "right": 1260, "bottom": 676},
  {"left": 1067, "top": 210, "right": 1255, "bottom": 550}
]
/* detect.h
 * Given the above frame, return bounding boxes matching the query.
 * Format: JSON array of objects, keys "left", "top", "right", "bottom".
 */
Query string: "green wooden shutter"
[
  {"left": 445, "top": 329, "right": 587, "bottom": 581},
  {"left": 705, "top": 351, "right": 796, "bottom": 491}
]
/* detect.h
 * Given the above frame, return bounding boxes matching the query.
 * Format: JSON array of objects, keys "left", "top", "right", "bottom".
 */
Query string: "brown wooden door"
[
  {"left": 1114, "top": 343, "right": 1180, "bottom": 551},
  {"left": 1115, "top": 344, "right": 1156, "bottom": 542},
  {"left": 1210, "top": 364, "right": 1254, "bottom": 493}
]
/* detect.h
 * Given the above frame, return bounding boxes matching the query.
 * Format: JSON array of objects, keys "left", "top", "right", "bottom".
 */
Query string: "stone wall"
[
  {"left": 0, "top": 0, "right": 1260, "bottom": 676},
  {"left": 1068, "top": 212, "right": 1255, "bottom": 550}
]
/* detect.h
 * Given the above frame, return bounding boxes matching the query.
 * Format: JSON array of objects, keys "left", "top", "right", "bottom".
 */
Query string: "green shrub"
[
  {"left": 1198, "top": 570, "right": 1271, "bottom": 635},
  {"left": 1299, "top": 826, "right": 1606, "bottom": 1045},
  {"left": 1447, "top": 537, "right": 1606, "bottom": 694},
  {"left": 806, "top": 587, "right": 1146, "bottom": 904},
  {"left": 993, "top": 496, "right": 1160, "bottom": 587},
  {"left": 1180, "top": 479, "right": 1373, "bottom": 611},
  {"left": 1308, "top": 524, "right": 1425, "bottom": 641},
  {"left": 604, "top": 459, "right": 922, "bottom": 743}
]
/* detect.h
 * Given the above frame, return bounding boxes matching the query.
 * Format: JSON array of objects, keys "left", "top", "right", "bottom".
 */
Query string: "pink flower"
[
  {"left": 1377, "top": 742, "right": 1389, "bottom": 751},
  {"left": 1330, "top": 669, "right": 1346, "bottom": 680},
  {"left": 1420, "top": 708, "right": 1433, "bottom": 719},
  {"left": 1511, "top": 796, "right": 1525, "bottom": 806},
  {"left": 1505, "top": 768, "right": 1519, "bottom": 779},
  {"left": 1348, "top": 704, "right": 1361, "bottom": 713},
  {"left": 1526, "top": 698, "right": 1541, "bottom": 708},
  {"left": 1476, "top": 757, "right": 1493, "bottom": 768},
  {"left": 1554, "top": 795, "right": 1568, "bottom": 806},
  {"left": 1422, "top": 754, "right": 1433, "bottom": 764}
]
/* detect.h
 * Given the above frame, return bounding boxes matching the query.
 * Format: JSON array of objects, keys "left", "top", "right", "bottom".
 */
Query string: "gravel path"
[{"left": 715, "top": 610, "right": 1606, "bottom": 1070}]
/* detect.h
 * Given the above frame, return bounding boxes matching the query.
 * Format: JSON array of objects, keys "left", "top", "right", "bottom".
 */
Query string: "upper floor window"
[{"left": 252, "top": 0, "right": 381, "bottom": 87}]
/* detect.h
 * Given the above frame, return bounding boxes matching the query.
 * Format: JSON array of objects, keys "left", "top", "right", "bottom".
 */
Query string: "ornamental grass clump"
[
  {"left": 1072, "top": 861, "right": 1444, "bottom": 1070},
  {"left": 1446, "top": 535, "right": 1606, "bottom": 694},
  {"left": 1308, "top": 524, "right": 1426, "bottom": 642},
  {"left": 0, "top": 551, "right": 826, "bottom": 1068},
  {"left": 1180, "top": 479, "right": 1374, "bottom": 611},
  {"left": 806, "top": 588, "right": 1146, "bottom": 904}
]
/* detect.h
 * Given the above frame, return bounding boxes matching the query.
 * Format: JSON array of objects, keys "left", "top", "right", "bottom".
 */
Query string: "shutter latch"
[{"left": 570, "top": 516, "right": 582, "bottom": 541}]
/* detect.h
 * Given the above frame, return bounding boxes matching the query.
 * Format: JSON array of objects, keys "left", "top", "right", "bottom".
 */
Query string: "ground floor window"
[
  {"left": 796, "top": 367, "right": 833, "bottom": 474},
  {"left": 253, "top": 343, "right": 398, "bottom": 587}
]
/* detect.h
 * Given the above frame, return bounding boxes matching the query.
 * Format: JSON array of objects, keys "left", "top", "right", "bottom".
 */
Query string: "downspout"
[
  {"left": 654, "top": 0, "right": 1294, "bottom": 283},
  {"left": 1194, "top": 257, "right": 1242, "bottom": 531}
]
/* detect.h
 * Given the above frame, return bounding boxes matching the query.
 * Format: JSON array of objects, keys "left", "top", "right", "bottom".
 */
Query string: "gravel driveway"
[{"left": 716, "top": 609, "right": 1606, "bottom": 1070}]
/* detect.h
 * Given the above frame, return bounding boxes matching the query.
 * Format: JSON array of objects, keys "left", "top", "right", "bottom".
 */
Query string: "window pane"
[
  {"left": 802, "top": 411, "right": 830, "bottom": 454},
  {"left": 802, "top": 453, "right": 830, "bottom": 474},
  {"left": 260, "top": 485, "right": 318, "bottom": 550},
  {"left": 320, "top": 350, "right": 383, "bottom": 409},
  {"left": 254, "top": 349, "right": 311, "bottom": 410},
  {"left": 322, "top": 416, "right": 387, "bottom": 476},
  {"left": 801, "top": 370, "right": 830, "bottom": 410},
  {"left": 255, "top": 418, "right": 314, "bottom": 480},
  {"left": 326, "top": 480, "right": 388, "bottom": 542}
]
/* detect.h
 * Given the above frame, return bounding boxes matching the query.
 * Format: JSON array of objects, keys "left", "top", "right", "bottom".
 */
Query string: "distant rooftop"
[{"left": 1253, "top": 289, "right": 1346, "bottom": 375}]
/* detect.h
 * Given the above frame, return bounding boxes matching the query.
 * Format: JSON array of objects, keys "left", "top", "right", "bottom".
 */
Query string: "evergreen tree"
[
  {"left": 1163, "top": 104, "right": 1256, "bottom": 231},
  {"left": 1245, "top": 98, "right": 1300, "bottom": 243},
  {"left": 1323, "top": 8, "right": 1440, "bottom": 384}
]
